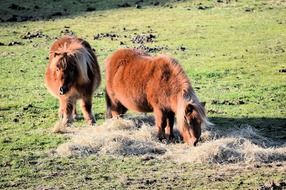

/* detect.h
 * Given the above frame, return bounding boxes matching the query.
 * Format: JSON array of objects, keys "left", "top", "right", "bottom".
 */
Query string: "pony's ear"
[
  {"left": 54, "top": 52, "right": 61, "bottom": 57},
  {"left": 185, "top": 103, "right": 194, "bottom": 115},
  {"left": 201, "top": 101, "right": 206, "bottom": 108},
  {"left": 182, "top": 89, "right": 189, "bottom": 99}
]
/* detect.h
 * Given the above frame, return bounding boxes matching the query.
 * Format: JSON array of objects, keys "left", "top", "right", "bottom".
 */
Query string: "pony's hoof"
[
  {"left": 52, "top": 126, "right": 62, "bottom": 133},
  {"left": 52, "top": 121, "right": 66, "bottom": 133},
  {"left": 167, "top": 135, "right": 175, "bottom": 143},
  {"left": 161, "top": 139, "right": 169, "bottom": 145},
  {"left": 89, "top": 122, "right": 96, "bottom": 127},
  {"left": 52, "top": 121, "right": 70, "bottom": 133},
  {"left": 87, "top": 119, "right": 96, "bottom": 126},
  {"left": 72, "top": 114, "right": 78, "bottom": 120}
]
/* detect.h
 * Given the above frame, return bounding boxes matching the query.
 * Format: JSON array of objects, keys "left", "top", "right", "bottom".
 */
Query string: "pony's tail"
[{"left": 105, "top": 89, "right": 112, "bottom": 119}]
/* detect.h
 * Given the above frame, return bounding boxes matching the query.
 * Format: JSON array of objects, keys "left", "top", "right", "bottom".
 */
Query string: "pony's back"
[
  {"left": 105, "top": 48, "right": 192, "bottom": 112},
  {"left": 105, "top": 48, "right": 148, "bottom": 79}
]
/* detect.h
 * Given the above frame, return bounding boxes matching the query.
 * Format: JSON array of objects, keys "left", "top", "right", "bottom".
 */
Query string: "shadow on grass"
[
  {"left": 127, "top": 115, "right": 286, "bottom": 146},
  {"left": 107, "top": 114, "right": 286, "bottom": 142},
  {"left": 0, "top": 0, "right": 172, "bottom": 22},
  {"left": 210, "top": 117, "right": 286, "bottom": 140}
]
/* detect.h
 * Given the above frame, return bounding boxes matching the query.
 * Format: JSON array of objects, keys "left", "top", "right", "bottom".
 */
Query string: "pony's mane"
[
  {"left": 50, "top": 37, "right": 94, "bottom": 83},
  {"left": 168, "top": 57, "right": 191, "bottom": 93},
  {"left": 156, "top": 55, "right": 193, "bottom": 96},
  {"left": 164, "top": 57, "right": 212, "bottom": 131}
]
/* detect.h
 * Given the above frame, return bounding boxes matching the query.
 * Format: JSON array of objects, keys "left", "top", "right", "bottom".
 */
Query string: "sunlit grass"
[{"left": 0, "top": 0, "right": 285, "bottom": 189}]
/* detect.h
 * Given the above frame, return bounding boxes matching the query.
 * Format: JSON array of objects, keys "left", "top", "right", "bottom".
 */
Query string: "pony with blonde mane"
[
  {"left": 105, "top": 48, "right": 211, "bottom": 146},
  {"left": 45, "top": 36, "right": 101, "bottom": 127}
]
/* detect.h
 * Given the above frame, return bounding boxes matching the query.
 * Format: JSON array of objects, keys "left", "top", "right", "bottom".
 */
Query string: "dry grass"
[{"left": 55, "top": 116, "right": 286, "bottom": 165}]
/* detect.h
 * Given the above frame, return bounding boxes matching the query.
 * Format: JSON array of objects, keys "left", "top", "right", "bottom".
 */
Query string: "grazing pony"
[
  {"left": 105, "top": 48, "right": 210, "bottom": 146},
  {"left": 45, "top": 36, "right": 101, "bottom": 127}
]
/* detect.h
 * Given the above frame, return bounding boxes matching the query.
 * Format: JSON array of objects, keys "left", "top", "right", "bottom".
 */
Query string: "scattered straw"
[{"left": 54, "top": 116, "right": 286, "bottom": 164}]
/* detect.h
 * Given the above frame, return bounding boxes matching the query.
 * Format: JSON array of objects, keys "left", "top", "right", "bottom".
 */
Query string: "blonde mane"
[{"left": 169, "top": 59, "right": 211, "bottom": 132}]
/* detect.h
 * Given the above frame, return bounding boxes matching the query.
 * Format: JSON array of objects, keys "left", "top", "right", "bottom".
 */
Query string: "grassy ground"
[{"left": 0, "top": 0, "right": 286, "bottom": 189}]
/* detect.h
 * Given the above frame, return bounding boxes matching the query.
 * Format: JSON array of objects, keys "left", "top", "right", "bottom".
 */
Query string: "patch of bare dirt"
[
  {"left": 260, "top": 180, "right": 286, "bottom": 190},
  {"left": 94, "top": 33, "right": 119, "bottom": 40},
  {"left": 21, "top": 31, "right": 49, "bottom": 39},
  {"left": 131, "top": 34, "right": 156, "bottom": 44}
]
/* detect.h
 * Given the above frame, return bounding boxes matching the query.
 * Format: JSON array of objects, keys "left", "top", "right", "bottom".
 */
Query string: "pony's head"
[
  {"left": 49, "top": 38, "right": 94, "bottom": 95},
  {"left": 51, "top": 52, "right": 78, "bottom": 95},
  {"left": 183, "top": 101, "right": 205, "bottom": 146},
  {"left": 177, "top": 90, "right": 209, "bottom": 146}
]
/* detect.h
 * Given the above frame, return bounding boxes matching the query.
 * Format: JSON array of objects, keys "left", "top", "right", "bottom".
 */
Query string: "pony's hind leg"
[
  {"left": 105, "top": 89, "right": 127, "bottom": 118},
  {"left": 80, "top": 96, "right": 96, "bottom": 125},
  {"left": 105, "top": 89, "right": 113, "bottom": 119},
  {"left": 111, "top": 101, "right": 127, "bottom": 118}
]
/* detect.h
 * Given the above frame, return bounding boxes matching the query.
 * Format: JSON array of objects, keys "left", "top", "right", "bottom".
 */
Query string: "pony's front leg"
[
  {"left": 58, "top": 104, "right": 63, "bottom": 120},
  {"left": 154, "top": 110, "right": 167, "bottom": 141},
  {"left": 80, "top": 96, "right": 95, "bottom": 125},
  {"left": 72, "top": 101, "right": 78, "bottom": 120},
  {"left": 165, "top": 112, "right": 175, "bottom": 141},
  {"left": 59, "top": 98, "right": 75, "bottom": 127}
]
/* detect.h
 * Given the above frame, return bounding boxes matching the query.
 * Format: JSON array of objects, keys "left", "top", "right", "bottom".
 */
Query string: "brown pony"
[
  {"left": 105, "top": 48, "right": 210, "bottom": 146},
  {"left": 45, "top": 36, "right": 101, "bottom": 127}
]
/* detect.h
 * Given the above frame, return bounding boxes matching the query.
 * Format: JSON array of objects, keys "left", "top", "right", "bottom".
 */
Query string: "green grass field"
[{"left": 0, "top": 0, "right": 286, "bottom": 189}]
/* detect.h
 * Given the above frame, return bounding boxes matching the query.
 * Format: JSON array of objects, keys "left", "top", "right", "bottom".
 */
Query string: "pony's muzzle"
[
  {"left": 188, "top": 138, "right": 198, "bottom": 147},
  {"left": 59, "top": 86, "right": 68, "bottom": 95},
  {"left": 193, "top": 139, "right": 198, "bottom": 147}
]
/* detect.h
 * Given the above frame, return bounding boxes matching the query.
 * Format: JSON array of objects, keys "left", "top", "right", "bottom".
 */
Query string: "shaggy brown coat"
[
  {"left": 105, "top": 48, "right": 209, "bottom": 146},
  {"left": 45, "top": 36, "right": 101, "bottom": 126}
]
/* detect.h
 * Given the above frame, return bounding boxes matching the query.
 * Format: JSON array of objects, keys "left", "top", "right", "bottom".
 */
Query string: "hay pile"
[
  {"left": 55, "top": 116, "right": 286, "bottom": 164},
  {"left": 56, "top": 117, "right": 166, "bottom": 157}
]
